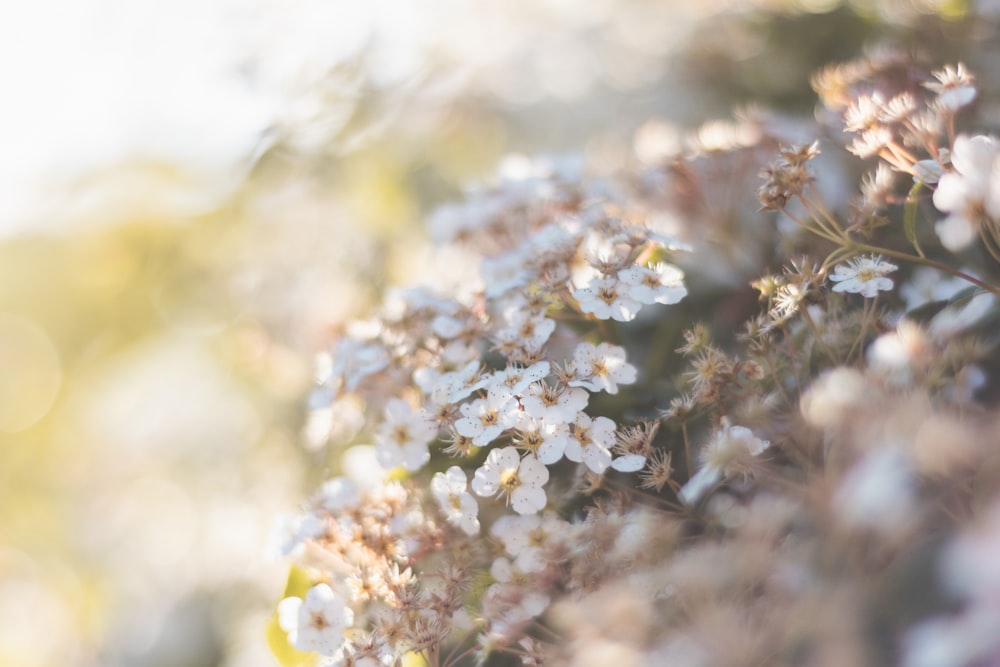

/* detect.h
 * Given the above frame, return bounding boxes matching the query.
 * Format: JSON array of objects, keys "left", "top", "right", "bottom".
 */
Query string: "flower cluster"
[{"left": 275, "top": 55, "right": 1000, "bottom": 667}]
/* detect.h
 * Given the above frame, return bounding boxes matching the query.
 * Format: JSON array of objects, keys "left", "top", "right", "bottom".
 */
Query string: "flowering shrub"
[{"left": 272, "top": 53, "right": 1000, "bottom": 667}]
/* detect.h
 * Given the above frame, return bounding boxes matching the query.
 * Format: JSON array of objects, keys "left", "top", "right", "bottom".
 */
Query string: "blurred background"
[{"left": 0, "top": 1, "right": 993, "bottom": 666}]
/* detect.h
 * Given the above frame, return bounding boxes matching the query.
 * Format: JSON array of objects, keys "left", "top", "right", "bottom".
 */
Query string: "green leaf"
[{"left": 904, "top": 182, "right": 924, "bottom": 257}]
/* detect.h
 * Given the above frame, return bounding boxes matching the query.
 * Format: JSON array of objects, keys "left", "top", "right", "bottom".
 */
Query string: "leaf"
[{"left": 904, "top": 182, "right": 924, "bottom": 257}]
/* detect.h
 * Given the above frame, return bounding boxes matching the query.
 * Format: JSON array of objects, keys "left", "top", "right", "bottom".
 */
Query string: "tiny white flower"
[
  {"left": 568, "top": 342, "right": 637, "bottom": 395},
  {"left": 489, "top": 361, "right": 551, "bottom": 397},
  {"left": 520, "top": 381, "right": 589, "bottom": 424},
  {"left": 278, "top": 583, "right": 354, "bottom": 656},
  {"left": 316, "top": 477, "right": 360, "bottom": 512},
  {"left": 513, "top": 413, "right": 568, "bottom": 465},
  {"left": 472, "top": 447, "right": 549, "bottom": 514},
  {"left": 563, "top": 413, "right": 616, "bottom": 474},
  {"left": 572, "top": 276, "right": 642, "bottom": 322},
  {"left": 828, "top": 255, "right": 898, "bottom": 298},
  {"left": 491, "top": 513, "right": 566, "bottom": 572},
  {"left": 455, "top": 391, "right": 519, "bottom": 446},
  {"left": 431, "top": 466, "right": 480, "bottom": 535},
  {"left": 374, "top": 399, "right": 436, "bottom": 472},
  {"left": 496, "top": 305, "right": 557, "bottom": 349},
  {"left": 618, "top": 262, "right": 687, "bottom": 306},
  {"left": 679, "top": 420, "right": 770, "bottom": 505},
  {"left": 932, "top": 134, "right": 1000, "bottom": 251},
  {"left": 438, "top": 360, "right": 491, "bottom": 403}
]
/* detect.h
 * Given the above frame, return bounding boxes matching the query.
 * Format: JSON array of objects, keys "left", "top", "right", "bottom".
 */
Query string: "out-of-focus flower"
[
  {"left": 573, "top": 276, "right": 642, "bottom": 322},
  {"left": 618, "top": 263, "right": 687, "bottom": 306},
  {"left": 932, "top": 135, "right": 1000, "bottom": 251},
  {"left": 679, "top": 421, "right": 770, "bottom": 505},
  {"left": 431, "top": 466, "right": 480, "bottom": 535},
  {"left": 278, "top": 583, "right": 353, "bottom": 656},
  {"left": 924, "top": 63, "right": 977, "bottom": 110},
  {"left": 375, "top": 398, "right": 436, "bottom": 472}
]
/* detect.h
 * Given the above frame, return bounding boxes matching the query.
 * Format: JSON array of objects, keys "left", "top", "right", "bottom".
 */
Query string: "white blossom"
[
  {"left": 520, "top": 381, "right": 589, "bottom": 424},
  {"left": 563, "top": 413, "right": 616, "bottom": 474},
  {"left": 618, "top": 262, "right": 687, "bottom": 306},
  {"left": 431, "top": 466, "right": 480, "bottom": 535},
  {"left": 679, "top": 421, "right": 770, "bottom": 505},
  {"left": 455, "top": 390, "right": 519, "bottom": 446},
  {"left": 278, "top": 583, "right": 354, "bottom": 656},
  {"left": 568, "top": 342, "right": 637, "bottom": 394},
  {"left": 932, "top": 134, "right": 1000, "bottom": 251},
  {"left": 374, "top": 399, "right": 436, "bottom": 472},
  {"left": 472, "top": 447, "right": 549, "bottom": 514},
  {"left": 572, "top": 276, "right": 642, "bottom": 322},
  {"left": 828, "top": 255, "right": 898, "bottom": 298}
]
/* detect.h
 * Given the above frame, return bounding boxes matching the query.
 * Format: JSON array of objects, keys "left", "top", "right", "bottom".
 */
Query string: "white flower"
[
  {"left": 489, "top": 361, "right": 551, "bottom": 396},
  {"left": 828, "top": 255, "right": 898, "bottom": 298},
  {"left": 520, "top": 381, "right": 588, "bottom": 424},
  {"left": 568, "top": 342, "right": 637, "bottom": 394},
  {"left": 834, "top": 446, "right": 915, "bottom": 532},
  {"left": 618, "top": 262, "right": 687, "bottom": 306},
  {"left": 496, "top": 300, "right": 557, "bottom": 349},
  {"left": 431, "top": 466, "right": 480, "bottom": 535},
  {"left": 472, "top": 447, "right": 549, "bottom": 514},
  {"left": 316, "top": 477, "right": 360, "bottom": 512},
  {"left": 679, "top": 421, "right": 770, "bottom": 505},
  {"left": 278, "top": 583, "right": 354, "bottom": 656},
  {"left": 513, "top": 413, "right": 569, "bottom": 464},
  {"left": 563, "top": 413, "right": 616, "bottom": 474},
  {"left": 932, "top": 134, "right": 1000, "bottom": 251},
  {"left": 924, "top": 62, "right": 977, "bottom": 110},
  {"left": 437, "top": 360, "right": 491, "bottom": 403},
  {"left": 455, "top": 390, "right": 519, "bottom": 446},
  {"left": 491, "top": 513, "right": 566, "bottom": 572},
  {"left": 572, "top": 276, "right": 642, "bottom": 322},
  {"left": 374, "top": 399, "right": 436, "bottom": 472}
]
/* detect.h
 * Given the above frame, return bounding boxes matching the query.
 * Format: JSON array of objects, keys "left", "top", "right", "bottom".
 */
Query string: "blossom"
[
  {"left": 455, "top": 390, "right": 519, "bottom": 446},
  {"left": 572, "top": 276, "right": 642, "bottom": 322},
  {"left": 489, "top": 361, "right": 551, "bottom": 397},
  {"left": 472, "top": 447, "right": 549, "bottom": 514},
  {"left": 431, "top": 466, "right": 480, "bottom": 535},
  {"left": 512, "top": 413, "right": 569, "bottom": 464},
  {"left": 932, "top": 134, "right": 1000, "bottom": 251},
  {"left": 618, "top": 263, "right": 687, "bottom": 306},
  {"left": 679, "top": 421, "right": 770, "bottom": 505},
  {"left": 278, "top": 583, "right": 354, "bottom": 656},
  {"left": 374, "top": 398, "right": 436, "bottom": 472},
  {"left": 490, "top": 513, "right": 565, "bottom": 572},
  {"left": 924, "top": 62, "right": 977, "bottom": 110},
  {"left": 563, "top": 413, "right": 616, "bottom": 474},
  {"left": 568, "top": 342, "right": 637, "bottom": 394},
  {"left": 520, "top": 381, "right": 588, "bottom": 424},
  {"left": 828, "top": 255, "right": 897, "bottom": 297}
]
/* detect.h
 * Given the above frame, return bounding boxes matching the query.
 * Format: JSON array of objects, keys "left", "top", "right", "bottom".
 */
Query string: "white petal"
[{"left": 611, "top": 454, "right": 646, "bottom": 472}]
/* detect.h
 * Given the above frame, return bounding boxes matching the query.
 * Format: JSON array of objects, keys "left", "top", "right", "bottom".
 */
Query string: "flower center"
[
  {"left": 309, "top": 611, "right": 330, "bottom": 631},
  {"left": 392, "top": 426, "right": 411, "bottom": 445},
  {"left": 598, "top": 286, "right": 619, "bottom": 305},
  {"left": 499, "top": 468, "right": 521, "bottom": 492}
]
